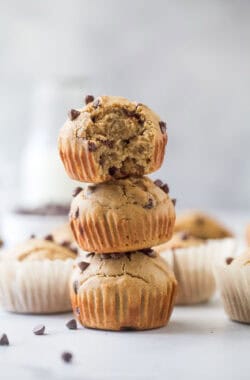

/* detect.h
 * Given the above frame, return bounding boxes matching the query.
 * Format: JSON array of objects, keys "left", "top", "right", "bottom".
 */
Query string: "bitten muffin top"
[
  {"left": 70, "top": 176, "right": 174, "bottom": 214},
  {"left": 72, "top": 249, "right": 176, "bottom": 288},
  {"left": 174, "top": 211, "right": 233, "bottom": 240},
  {"left": 3, "top": 238, "right": 77, "bottom": 261}
]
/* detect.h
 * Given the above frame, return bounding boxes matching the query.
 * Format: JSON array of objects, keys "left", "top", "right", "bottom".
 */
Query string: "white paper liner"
[
  {"left": 0, "top": 259, "right": 74, "bottom": 314},
  {"left": 214, "top": 263, "right": 250, "bottom": 323},
  {"left": 158, "top": 238, "right": 240, "bottom": 305}
]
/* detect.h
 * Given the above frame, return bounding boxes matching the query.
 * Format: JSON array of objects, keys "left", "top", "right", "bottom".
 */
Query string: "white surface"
[{"left": 0, "top": 297, "right": 249, "bottom": 380}]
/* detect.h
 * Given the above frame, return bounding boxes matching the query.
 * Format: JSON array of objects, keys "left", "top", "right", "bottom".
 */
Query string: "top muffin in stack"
[{"left": 58, "top": 95, "right": 177, "bottom": 331}]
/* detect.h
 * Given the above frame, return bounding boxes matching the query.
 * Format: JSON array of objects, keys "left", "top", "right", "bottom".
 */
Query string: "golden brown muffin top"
[
  {"left": 72, "top": 249, "right": 176, "bottom": 288},
  {"left": 70, "top": 176, "right": 174, "bottom": 214},
  {"left": 174, "top": 211, "right": 233, "bottom": 240},
  {"left": 5, "top": 238, "right": 77, "bottom": 261},
  {"left": 155, "top": 232, "right": 203, "bottom": 254}
]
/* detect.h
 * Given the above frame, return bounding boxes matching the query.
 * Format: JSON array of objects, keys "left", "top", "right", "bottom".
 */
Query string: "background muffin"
[
  {"left": 58, "top": 95, "right": 167, "bottom": 183},
  {"left": 174, "top": 211, "right": 233, "bottom": 240},
  {"left": 70, "top": 177, "right": 176, "bottom": 253},
  {"left": 0, "top": 237, "right": 77, "bottom": 313},
  {"left": 71, "top": 250, "right": 177, "bottom": 331}
]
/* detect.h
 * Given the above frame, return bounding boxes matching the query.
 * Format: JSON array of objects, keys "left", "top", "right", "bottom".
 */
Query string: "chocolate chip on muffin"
[
  {"left": 85, "top": 95, "right": 94, "bottom": 105},
  {"left": 68, "top": 109, "right": 80, "bottom": 121}
]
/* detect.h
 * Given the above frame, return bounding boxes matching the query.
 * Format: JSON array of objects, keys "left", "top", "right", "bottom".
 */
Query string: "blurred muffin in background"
[
  {"left": 51, "top": 222, "right": 75, "bottom": 245},
  {"left": 174, "top": 210, "right": 233, "bottom": 240}
]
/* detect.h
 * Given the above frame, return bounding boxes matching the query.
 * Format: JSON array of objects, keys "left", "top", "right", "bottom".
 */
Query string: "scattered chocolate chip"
[
  {"left": 75, "top": 208, "right": 79, "bottom": 219},
  {"left": 226, "top": 257, "right": 234, "bottom": 265},
  {"left": 159, "top": 121, "right": 167, "bottom": 134},
  {"left": 44, "top": 234, "right": 53, "bottom": 242},
  {"left": 144, "top": 198, "right": 154, "bottom": 209},
  {"left": 0, "top": 333, "right": 9, "bottom": 346},
  {"left": 85, "top": 95, "right": 94, "bottom": 105},
  {"left": 72, "top": 187, "right": 83, "bottom": 198},
  {"left": 154, "top": 179, "right": 163, "bottom": 187},
  {"left": 86, "top": 252, "right": 95, "bottom": 258},
  {"left": 102, "top": 140, "right": 114, "bottom": 148},
  {"left": 161, "top": 184, "right": 169, "bottom": 194},
  {"left": 68, "top": 109, "right": 80, "bottom": 121},
  {"left": 66, "top": 319, "right": 77, "bottom": 330},
  {"left": 88, "top": 141, "right": 97, "bottom": 152},
  {"left": 33, "top": 324, "right": 45, "bottom": 336},
  {"left": 73, "top": 280, "right": 79, "bottom": 295},
  {"left": 78, "top": 261, "right": 90, "bottom": 272},
  {"left": 61, "top": 352, "right": 73, "bottom": 363},
  {"left": 172, "top": 198, "right": 177, "bottom": 206},
  {"left": 180, "top": 232, "right": 190, "bottom": 241},
  {"left": 75, "top": 307, "right": 80, "bottom": 315},
  {"left": 30, "top": 234, "right": 36, "bottom": 239},
  {"left": 92, "top": 98, "right": 100, "bottom": 108},
  {"left": 109, "top": 166, "right": 117, "bottom": 176}
]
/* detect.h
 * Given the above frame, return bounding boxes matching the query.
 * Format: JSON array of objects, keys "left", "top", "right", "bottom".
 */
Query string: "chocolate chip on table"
[
  {"left": 33, "top": 324, "right": 45, "bottom": 336},
  {"left": 144, "top": 198, "right": 154, "bottom": 209},
  {"left": 72, "top": 187, "right": 83, "bottom": 198},
  {"left": 68, "top": 109, "right": 80, "bottom": 121},
  {"left": 73, "top": 280, "right": 79, "bottom": 295},
  {"left": 159, "top": 121, "right": 167, "bottom": 134},
  {"left": 78, "top": 261, "right": 90, "bottom": 272},
  {"left": 85, "top": 94, "right": 94, "bottom": 105},
  {"left": 0, "top": 333, "right": 9, "bottom": 346},
  {"left": 108, "top": 166, "right": 117, "bottom": 176},
  {"left": 44, "top": 234, "right": 53, "bottom": 242},
  {"left": 66, "top": 319, "right": 77, "bottom": 330},
  {"left": 172, "top": 198, "right": 177, "bottom": 206},
  {"left": 226, "top": 257, "right": 234, "bottom": 265},
  {"left": 88, "top": 141, "right": 97, "bottom": 152},
  {"left": 61, "top": 352, "right": 73, "bottom": 363},
  {"left": 92, "top": 98, "right": 100, "bottom": 108}
]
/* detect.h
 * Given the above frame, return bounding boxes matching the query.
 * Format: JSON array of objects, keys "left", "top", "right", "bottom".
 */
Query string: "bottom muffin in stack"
[{"left": 71, "top": 250, "right": 177, "bottom": 331}]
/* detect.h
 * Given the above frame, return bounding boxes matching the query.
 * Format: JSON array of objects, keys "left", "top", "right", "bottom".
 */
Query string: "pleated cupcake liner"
[
  {"left": 0, "top": 259, "right": 74, "bottom": 314},
  {"left": 214, "top": 264, "right": 250, "bottom": 323},
  {"left": 59, "top": 133, "right": 167, "bottom": 184},
  {"left": 70, "top": 206, "right": 175, "bottom": 254},
  {"left": 159, "top": 238, "right": 239, "bottom": 305},
  {"left": 70, "top": 276, "right": 177, "bottom": 331}
]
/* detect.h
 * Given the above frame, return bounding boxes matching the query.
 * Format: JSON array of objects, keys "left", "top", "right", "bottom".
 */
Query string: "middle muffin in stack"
[{"left": 58, "top": 95, "right": 177, "bottom": 331}]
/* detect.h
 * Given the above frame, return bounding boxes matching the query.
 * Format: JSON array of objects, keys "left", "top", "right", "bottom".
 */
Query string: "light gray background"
[{"left": 0, "top": 0, "right": 250, "bottom": 210}]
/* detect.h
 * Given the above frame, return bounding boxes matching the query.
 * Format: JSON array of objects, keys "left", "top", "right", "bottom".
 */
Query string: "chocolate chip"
[
  {"left": 159, "top": 121, "right": 167, "bottom": 134},
  {"left": 85, "top": 95, "right": 94, "bottom": 105},
  {"left": 72, "top": 187, "right": 82, "bottom": 197},
  {"left": 109, "top": 166, "right": 117, "bottom": 176},
  {"left": 226, "top": 257, "right": 234, "bottom": 265},
  {"left": 73, "top": 280, "right": 79, "bottom": 295},
  {"left": 33, "top": 324, "right": 45, "bottom": 336},
  {"left": 144, "top": 198, "right": 154, "bottom": 209},
  {"left": 172, "top": 198, "right": 177, "bottom": 206},
  {"left": 61, "top": 352, "right": 73, "bottom": 363},
  {"left": 92, "top": 98, "right": 100, "bottom": 108},
  {"left": 0, "top": 334, "right": 9, "bottom": 346},
  {"left": 44, "top": 234, "right": 53, "bottom": 242},
  {"left": 161, "top": 184, "right": 169, "bottom": 194},
  {"left": 78, "top": 261, "right": 90, "bottom": 272},
  {"left": 180, "top": 232, "right": 190, "bottom": 241},
  {"left": 86, "top": 252, "right": 95, "bottom": 258},
  {"left": 68, "top": 109, "right": 80, "bottom": 121},
  {"left": 75, "top": 208, "right": 79, "bottom": 219},
  {"left": 88, "top": 141, "right": 97, "bottom": 152},
  {"left": 30, "top": 234, "right": 36, "bottom": 239},
  {"left": 154, "top": 179, "right": 163, "bottom": 187},
  {"left": 102, "top": 140, "right": 114, "bottom": 148},
  {"left": 61, "top": 241, "right": 71, "bottom": 248},
  {"left": 66, "top": 319, "right": 77, "bottom": 330}
]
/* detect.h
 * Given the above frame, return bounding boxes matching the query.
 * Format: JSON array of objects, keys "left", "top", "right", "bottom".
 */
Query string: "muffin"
[
  {"left": 214, "top": 252, "right": 250, "bottom": 324},
  {"left": 70, "top": 177, "right": 176, "bottom": 253},
  {"left": 156, "top": 232, "right": 218, "bottom": 304},
  {"left": 70, "top": 249, "right": 177, "bottom": 331},
  {"left": 0, "top": 238, "right": 77, "bottom": 313},
  {"left": 58, "top": 95, "right": 167, "bottom": 183},
  {"left": 174, "top": 211, "right": 233, "bottom": 240}
]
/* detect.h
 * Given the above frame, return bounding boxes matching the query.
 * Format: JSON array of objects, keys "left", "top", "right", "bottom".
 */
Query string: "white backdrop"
[{"left": 0, "top": 0, "right": 250, "bottom": 210}]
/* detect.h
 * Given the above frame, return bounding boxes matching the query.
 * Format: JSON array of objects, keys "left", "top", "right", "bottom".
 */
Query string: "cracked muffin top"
[
  {"left": 59, "top": 95, "right": 167, "bottom": 182},
  {"left": 3, "top": 238, "right": 77, "bottom": 261},
  {"left": 72, "top": 249, "right": 176, "bottom": 289}
]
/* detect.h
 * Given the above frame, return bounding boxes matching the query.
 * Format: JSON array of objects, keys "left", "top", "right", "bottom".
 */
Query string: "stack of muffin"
[{"left": 58, "top": 95, "right": 177, "bottom": 331}]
